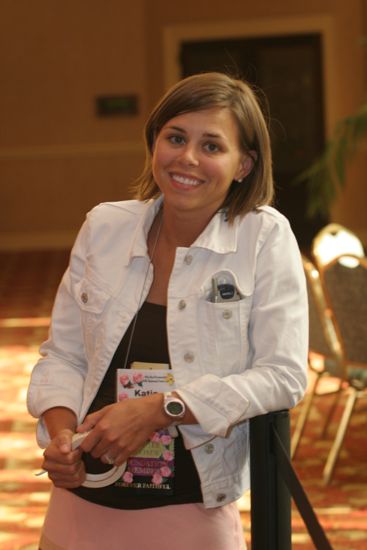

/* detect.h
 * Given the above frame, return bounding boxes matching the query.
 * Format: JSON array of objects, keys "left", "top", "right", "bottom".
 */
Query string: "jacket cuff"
[{"left": 176, "top": 374, "right": 250, "bottom": 440}]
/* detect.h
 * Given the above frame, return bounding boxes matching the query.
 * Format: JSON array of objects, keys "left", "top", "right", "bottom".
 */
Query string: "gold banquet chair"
[
  {"left": 320, "top": 254, "right": 367, "bottom": 485},
  {"left": 291, "top": 256, "right": 343, "bottom": 459},
  {"left": 312, "top": 223, "right": 364, "bottom": 270}
]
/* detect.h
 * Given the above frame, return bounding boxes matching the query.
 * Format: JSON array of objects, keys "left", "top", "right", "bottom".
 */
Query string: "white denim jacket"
[{"left": 27, "top": 198, "right": 308, "bottom": 508}]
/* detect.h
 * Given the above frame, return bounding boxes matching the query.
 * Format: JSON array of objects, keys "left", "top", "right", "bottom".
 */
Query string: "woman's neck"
[{"left": 158, "top": 207, "right": 213, "bottom": 249}]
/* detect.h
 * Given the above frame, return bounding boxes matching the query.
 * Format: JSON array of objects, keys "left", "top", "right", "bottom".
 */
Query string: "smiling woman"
[
  {"left": 151, "top": 108, "right": 253, "bottom": 225},
  {"left": 133, "top": 72, "right": 273, "bottom": 224},
  {"left": 27, "top": 72, "right": 308, "bottom": 550}
]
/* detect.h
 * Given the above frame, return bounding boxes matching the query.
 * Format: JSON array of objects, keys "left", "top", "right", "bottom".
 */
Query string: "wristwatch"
[{"left": 163, "top": 392, "right": 186, "bottom": 423}]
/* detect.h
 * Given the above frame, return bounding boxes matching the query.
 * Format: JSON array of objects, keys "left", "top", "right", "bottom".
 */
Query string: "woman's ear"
[{"left": 235, "top": 151, "right": 257, "bottom": 182}]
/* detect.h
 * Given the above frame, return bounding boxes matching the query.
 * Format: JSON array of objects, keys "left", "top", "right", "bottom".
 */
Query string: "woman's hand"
[
  {"left": 42, "top": 428, "right": 86, "bottom": 488},
  {"left": 77, "top": 394, "right": 170, "bottom": 466}
]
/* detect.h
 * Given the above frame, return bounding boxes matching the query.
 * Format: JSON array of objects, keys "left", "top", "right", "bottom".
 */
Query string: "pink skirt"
[{"left": 40, "top": 487, "right": 246, "bottom": 550}]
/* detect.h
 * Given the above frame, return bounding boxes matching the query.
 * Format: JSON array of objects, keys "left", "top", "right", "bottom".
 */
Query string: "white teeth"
[{"left": 172, "top": 174, "right": 201, "bottom": 186}]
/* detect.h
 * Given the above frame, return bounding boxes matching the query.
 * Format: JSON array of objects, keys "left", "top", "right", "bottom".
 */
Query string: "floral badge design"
[
  {"left": 122, "top": 430, "right": 174, "bottom": 487},
  {"left": 119, "top": 372, "right": 145, "bottom": 389}
]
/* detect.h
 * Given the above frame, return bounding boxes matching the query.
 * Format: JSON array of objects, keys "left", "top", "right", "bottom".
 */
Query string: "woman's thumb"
[{"left": 58, "top": 429, "right": 73, "bottom": 453}]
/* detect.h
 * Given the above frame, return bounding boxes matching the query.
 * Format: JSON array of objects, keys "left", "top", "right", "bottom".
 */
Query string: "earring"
[{"left": 235, "top": 177, "right": 244, "bottom": 183}]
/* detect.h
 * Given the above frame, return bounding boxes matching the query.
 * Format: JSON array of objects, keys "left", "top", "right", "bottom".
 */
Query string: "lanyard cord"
[{"left": 122, "top": 208, "right": 164, "bottom": 370}]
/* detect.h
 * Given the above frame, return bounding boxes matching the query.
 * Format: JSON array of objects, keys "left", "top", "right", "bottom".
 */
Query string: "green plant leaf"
[{"left": 293, "top": 101, "right": 367, "bottom": 217}]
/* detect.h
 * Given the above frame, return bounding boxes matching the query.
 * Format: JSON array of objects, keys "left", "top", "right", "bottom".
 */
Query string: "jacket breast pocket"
[
  {"left": 197, "top": 273, "right": 253, "bottom": 375},
  {"left": 73, "top": 277, "right": 111, "bottom": 346}
]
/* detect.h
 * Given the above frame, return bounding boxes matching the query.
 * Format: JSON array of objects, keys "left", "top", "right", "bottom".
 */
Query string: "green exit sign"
[{"left": 96, "top": 95, "right": 138, "bottom": 116}]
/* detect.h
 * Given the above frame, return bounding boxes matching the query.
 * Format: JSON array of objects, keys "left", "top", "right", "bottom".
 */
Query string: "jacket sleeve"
[
  {"left": 177, "top": 217, "right": 308, "bottom": 446},
  {"left": 26, "top": 218, "right": 90, "bottom": 447}
]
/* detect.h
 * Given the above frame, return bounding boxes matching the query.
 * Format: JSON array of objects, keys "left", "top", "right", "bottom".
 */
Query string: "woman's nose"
[{"left": 178, "top": 145, "right": 199, "bottom": 166}]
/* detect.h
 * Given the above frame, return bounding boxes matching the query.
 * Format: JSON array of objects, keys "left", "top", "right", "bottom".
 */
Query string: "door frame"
[{"left": 163, "top": 15, "right": 336, "bottom": 138}]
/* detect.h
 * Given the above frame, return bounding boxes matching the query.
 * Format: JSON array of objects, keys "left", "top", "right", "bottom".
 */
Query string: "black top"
[{"left": 71, "top": 301, "right": 203, "bottom": 509}]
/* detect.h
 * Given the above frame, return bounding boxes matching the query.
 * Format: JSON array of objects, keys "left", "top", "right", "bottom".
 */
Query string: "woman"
[{"left": 27, "top": 72, "right": 308, "bottom": 550}]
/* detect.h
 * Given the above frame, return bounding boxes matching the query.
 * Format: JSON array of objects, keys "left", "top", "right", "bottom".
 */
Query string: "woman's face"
[{"left": 152, "top": 107, "right": 251, "bottom": 220}]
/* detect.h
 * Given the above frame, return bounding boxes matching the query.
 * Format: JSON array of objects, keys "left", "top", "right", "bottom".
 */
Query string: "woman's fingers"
[
  {"left": 42, "top": 429, "right": 86, "bottom": 488},
  {"left": 78, "top": 395, "right": 169, "bottom": 463},
  {"left": 47, "top": 461, "right": 86, "bottom": 488},
  {"left": 42, "top": 448, "right": 82, "bottom": 471},
  {"left": 89, "top": 426, "right": 152, "bottom": 464},
  {"left": 77, "top": 409, "right": 103, "bottom": 433},
  {"left": 79, "top": 401, "right": 154, "bottom": 460}
]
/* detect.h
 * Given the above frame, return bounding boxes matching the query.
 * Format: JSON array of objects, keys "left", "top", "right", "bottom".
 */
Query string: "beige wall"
[
  {"left": 1, "top": 0, "right": 366, "bottom": 249},
  {"left": 0, "top": 0, "right": 147, "bottom": 249}
]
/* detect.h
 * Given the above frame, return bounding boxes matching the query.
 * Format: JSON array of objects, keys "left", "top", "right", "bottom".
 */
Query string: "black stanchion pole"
[{"left": 250, "top": 410, "right": 292, "bottom": 550}]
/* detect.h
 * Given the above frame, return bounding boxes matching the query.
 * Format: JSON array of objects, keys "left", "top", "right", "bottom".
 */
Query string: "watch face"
[{"left": 167, "top": 401, "right": 184, "bottom": 416}]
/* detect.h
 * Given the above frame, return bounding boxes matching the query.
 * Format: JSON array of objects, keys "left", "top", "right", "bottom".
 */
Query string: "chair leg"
[
  {"left": 291, "top": 372, "right": 321, "bottom": 458},
  {"left": 320, "top": 379, "right": 344, "bottom": 439},
  {"left": 322, "top": 389, "right": 358, "bottom": 485}
]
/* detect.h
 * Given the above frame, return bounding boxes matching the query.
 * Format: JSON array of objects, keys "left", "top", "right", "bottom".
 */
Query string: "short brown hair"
[{"left": 131, "top": 72, "right": 274, "bottom": 222}]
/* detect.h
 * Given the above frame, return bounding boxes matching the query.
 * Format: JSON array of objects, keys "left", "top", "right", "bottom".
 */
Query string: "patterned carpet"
[{"left": 0, "top": 250, "right": 366, "bottom": 549}]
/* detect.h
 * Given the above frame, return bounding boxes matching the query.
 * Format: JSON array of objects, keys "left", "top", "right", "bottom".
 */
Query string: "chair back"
[
  {"left": 302, "top": 255, "right": 342, "bottom": 365},
  {"left": 320, "top": 254, "right": 367, "bottom": 366},
  {"left": 312, "top": 223, "right": 364, "bottom": 270}
]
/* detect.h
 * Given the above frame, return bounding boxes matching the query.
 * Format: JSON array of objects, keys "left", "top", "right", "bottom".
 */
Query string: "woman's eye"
[
  {"left": 168, "top": 135, "right": 185, "bottom": 145},
  {"left": 204, "top": 142, "right": 220, "bottom": 153}
]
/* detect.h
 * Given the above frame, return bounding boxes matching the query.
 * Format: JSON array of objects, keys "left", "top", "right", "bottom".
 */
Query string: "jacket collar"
[
  {"left": 120, "top": 197, "right": 163, "bottom": 266},
  {"left": 192, "top": 210, "right": 239, "bottom": 254},
  {"left": 121, "top": 197, "right": 240, "bottom": 265}
]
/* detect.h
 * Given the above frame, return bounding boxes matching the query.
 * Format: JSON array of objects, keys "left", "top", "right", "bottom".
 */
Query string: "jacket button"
[
  {"left": 178, "top": 299, "right": 186, "bottom": 310},
  {"left": 81, "top": 292, "right": 88, "bottom": 303},
  {"left": 216, "top": 493, "right": 226, "bottom": 503},
  {"left": 184, "top": 352, "right": 194, "bottom": 363},
  {"left": 222, "top": 310, "right": 232, "bottom": 320},
  {"left": 184, "top": 254, "right": 193, "bottom": 265},
  {"left": 205, "top": 443, "right": 215, "bottom": 454}
]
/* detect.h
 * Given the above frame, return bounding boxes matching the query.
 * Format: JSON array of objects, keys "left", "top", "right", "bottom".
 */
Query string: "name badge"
[{"left": 115, "top": 365, "right": 176, "bottom": 495}]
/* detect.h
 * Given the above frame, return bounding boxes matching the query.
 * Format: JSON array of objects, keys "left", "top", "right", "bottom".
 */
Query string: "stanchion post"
[{"left": 250, "top": 410, "right": 292, "bottom": 550}]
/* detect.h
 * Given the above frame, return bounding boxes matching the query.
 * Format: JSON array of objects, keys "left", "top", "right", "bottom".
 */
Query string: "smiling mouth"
[{"left": 171, "top": 173, "right": 204, "bottom": 187}]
